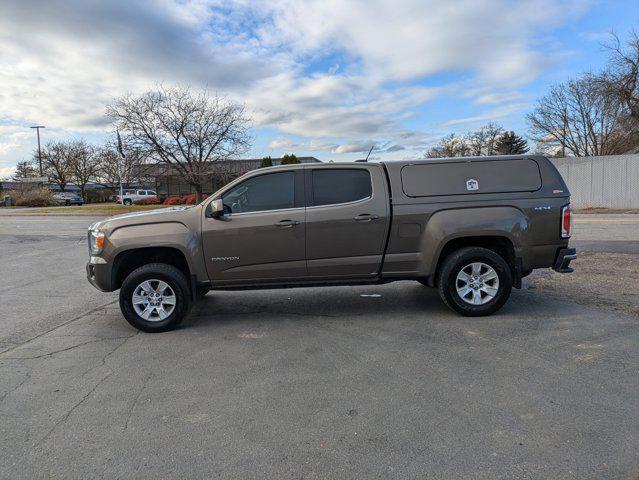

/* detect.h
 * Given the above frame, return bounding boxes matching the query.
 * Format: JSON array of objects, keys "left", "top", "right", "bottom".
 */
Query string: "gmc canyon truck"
[{"left": 87, "top": 155, "right": 576, "bottom": 332}]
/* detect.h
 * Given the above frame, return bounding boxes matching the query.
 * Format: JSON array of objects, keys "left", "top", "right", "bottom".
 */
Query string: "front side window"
[
  {"left": 311, "top": 169, "right": 372, "bottom": 206},
  {"left": 222, "top": 171, "right": 295, "bottom": 214}
]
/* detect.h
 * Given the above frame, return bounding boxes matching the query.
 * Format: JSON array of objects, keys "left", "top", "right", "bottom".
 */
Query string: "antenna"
[{"left": 364, "top": 145, "right": 374, "bottom": 162}]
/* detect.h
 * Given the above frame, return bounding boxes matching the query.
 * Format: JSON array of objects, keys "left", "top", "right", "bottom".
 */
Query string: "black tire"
[
  {"left": 437, "top": 247, "right": 512, "bottom": 316},
  {"left": 119, "top": 263, "right": 192, "bottom": 332},
  {"left": 123, "top": 199, "right": 132, "bottom": 206},
  {"left": 65, "top": 200, "right": 71, "bottom": 206}
]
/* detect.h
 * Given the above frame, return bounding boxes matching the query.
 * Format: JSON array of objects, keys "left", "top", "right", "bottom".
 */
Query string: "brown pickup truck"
[{"left": 87, "top": 155, "right": 576, "bottom": 332}]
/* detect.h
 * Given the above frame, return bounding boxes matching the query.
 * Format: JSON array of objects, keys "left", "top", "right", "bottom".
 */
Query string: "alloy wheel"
[{"left": 455, "top": 262, "right": 500, "bottom": 305}]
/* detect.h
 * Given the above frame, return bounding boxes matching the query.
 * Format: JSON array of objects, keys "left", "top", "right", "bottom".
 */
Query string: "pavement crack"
[
  {"left": 123, "top": 373, "right": 152, "bottom": 433},
  {"left": 4, "top": 339, "right": 105, "bottom": 360},
  {"left": 34, "top": 371, "right": 112, "bottom": 448},
  {"left": 0, "top": 367, "right": 33, "bottom": 405},
  {"left": 0, "top": 299, "right": 119, "bottom": 359},
  {"left": 102, "top": 331, "right": 141, "bottom": 367}
]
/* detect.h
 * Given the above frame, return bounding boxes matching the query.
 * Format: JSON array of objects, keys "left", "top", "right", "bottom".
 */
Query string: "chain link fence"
[{"left": 550, "top": 154, "right": 639, "bottom": 210}]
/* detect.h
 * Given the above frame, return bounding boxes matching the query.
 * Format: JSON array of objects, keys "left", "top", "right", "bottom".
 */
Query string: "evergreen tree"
[
  {"left": 280, "top": 154, "right": 300, "bottom": 165},
  {"left": 495, "top": 131, "right": 529, "bottom": 155},
  {"left": 259, "top": 156, "right": 273, "bottom": 168}
]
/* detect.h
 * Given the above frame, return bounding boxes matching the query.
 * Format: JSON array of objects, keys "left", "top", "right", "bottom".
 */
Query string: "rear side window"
[
  {"left": 310, "top": 169, "right": 372, "bottom": 206},
  {"left": 222, "top": 171, "right": 295, "bottom": 214}
]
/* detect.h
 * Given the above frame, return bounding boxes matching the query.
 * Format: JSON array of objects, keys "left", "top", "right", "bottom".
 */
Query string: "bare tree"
[
  {"left": 95, "top": 138, "right": 149, "bottom": 190},
  {"left": 107, "top": 86, "right": 251, "bottom": 201},
  {"left": 468, "top": 123, "right": 504, "bottom": 156},
  {"left": 425, "top": 133, "right": 470, "bottom": 158},
  {"left": 40, "top": 141, "right": 74, "bottom": 191},
  {"left": 527, "top": 78, "right": 635, "bottom": 157},
  {"left": 13, "top": 160, "right": 36, "bottom": 179},
  {"left": 68, "top": 140, "right": 100, "bottom": 201},
  {"left": 595, "top": 31, "right": 639, "bottom": 123}
]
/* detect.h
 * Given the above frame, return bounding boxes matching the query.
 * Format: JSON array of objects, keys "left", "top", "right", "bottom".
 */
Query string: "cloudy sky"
[{"left": 0, "top": 0, "right": 637, "bottom": 176}]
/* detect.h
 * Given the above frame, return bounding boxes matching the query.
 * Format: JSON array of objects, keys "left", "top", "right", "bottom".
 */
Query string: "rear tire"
[
  {"left": 437, "top": 247, "right": 512, "bottom": 316},
  {"left": 123, "top": 199, "right": 132, "bottom": 206},
  {"left": 119, "top": 263, "right": 192, "bottom": 332}
]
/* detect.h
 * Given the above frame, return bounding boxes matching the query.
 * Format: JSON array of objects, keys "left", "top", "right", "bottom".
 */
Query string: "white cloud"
[
  {"left": 444, "top": 103, "right": 532, "bottom": 126},
  {"left": 252, "top": 0, "right": 590, "bottom": 82},
  {"left": 333, "top": 140, "right": 376, "bottom": 154},
  {"left": 0, "top": 0, "right": 593, "bottom": 169},
  {"left": 0, "top": 166, "right": 17, "bottom": 180},
  {"left": 472, "top": 91, "right": 527, "bottom": 105}
]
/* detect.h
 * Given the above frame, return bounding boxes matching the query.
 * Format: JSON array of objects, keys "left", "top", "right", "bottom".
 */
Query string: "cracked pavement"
[{"left": 1, "top": 215, "right": 638, "bottom": 479}]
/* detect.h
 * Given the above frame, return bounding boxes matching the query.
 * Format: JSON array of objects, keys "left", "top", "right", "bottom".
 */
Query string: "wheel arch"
[
  {"left": 420, "top": 207, "right": 526, "bottom": 287},
  {"left": 432, "top": 236, "right": 517, "bottom": 287},
  {"left": 111, "top": 247, "right": 191, "bottom": 291}
]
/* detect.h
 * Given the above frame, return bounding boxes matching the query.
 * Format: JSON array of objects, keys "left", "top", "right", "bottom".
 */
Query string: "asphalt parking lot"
[{"left": 1, "top": 213, "right": 638, "bottom": 479}]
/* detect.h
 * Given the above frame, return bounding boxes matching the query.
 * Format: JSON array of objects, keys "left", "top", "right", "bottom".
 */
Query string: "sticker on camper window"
[{"left": 466, "top": 179, "right": 479, "bottom": 191}]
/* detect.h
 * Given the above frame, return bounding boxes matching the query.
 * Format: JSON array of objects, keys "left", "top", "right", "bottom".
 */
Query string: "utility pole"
[
  {"left": 30, "top": 126, "right": 46, "bottom": 176},
  {"left": 116, "top": 130, "right": 125, "bottom": 201}
]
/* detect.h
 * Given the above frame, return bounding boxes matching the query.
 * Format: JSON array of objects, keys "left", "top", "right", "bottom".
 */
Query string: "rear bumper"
[{"left": 553, "top": 247, "right": 577, "bottom": 273}]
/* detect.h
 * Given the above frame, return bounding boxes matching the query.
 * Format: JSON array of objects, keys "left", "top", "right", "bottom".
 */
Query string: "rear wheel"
[
  {"left": 437, "top": 247, "right": 512, "bottom": 316},
  {"left": 119, "top": 263, "right": 192, "bottom": 332},
  {"left": 123, "top": 199, "right": 132, "bottom": 206}
]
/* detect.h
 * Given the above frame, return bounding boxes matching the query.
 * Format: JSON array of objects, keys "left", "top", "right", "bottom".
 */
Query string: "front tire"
[
  {"left": 437, "top": 247, "right": 512, "bottom": 316},
  {"left": 119, "top": 263, "right": 192, "bottom": 332},
  {"left": 123, "top": 199, "right": 132, "bottom": 206}
]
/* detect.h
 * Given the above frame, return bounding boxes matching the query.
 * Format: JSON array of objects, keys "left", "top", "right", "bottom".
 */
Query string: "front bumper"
[
  {"left": 86, "top": 257, "right": 113, "bottom": 292},
  {"left": 553, "top": 247, "right": 577, "bottom": 273}
]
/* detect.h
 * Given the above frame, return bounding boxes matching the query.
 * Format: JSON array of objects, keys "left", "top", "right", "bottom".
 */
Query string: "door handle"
[
  {"left": 275, "top": 219, "right": 300, "bottom": 228},
  {"left": 353, "top": 214, "right": 379, "bottom": 222}
]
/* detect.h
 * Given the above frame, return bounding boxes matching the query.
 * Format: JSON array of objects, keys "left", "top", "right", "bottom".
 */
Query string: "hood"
[{"left": 92, "top": 205, "right": 200, "bottom": 233}]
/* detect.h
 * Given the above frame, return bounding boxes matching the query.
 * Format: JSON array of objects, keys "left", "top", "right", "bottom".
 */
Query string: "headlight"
[{"left": 88, "top": 226, "right": 106, "bottom": 255}]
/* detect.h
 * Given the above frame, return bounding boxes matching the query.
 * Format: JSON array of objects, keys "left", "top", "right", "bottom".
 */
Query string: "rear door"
[{"left": 305, "top": 165, "right": 389, "bottom": 278}]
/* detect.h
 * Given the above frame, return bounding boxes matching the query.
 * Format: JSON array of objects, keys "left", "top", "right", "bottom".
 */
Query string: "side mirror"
[{"left": 206, "top": 198, "right": 224, "bottom": 218}]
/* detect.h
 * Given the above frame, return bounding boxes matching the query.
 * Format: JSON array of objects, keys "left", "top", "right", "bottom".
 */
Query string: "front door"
[
  {"left": 201, "top": 170, "right": 307, "bottom": 285},
  {"left": 305, "top": 165, "right": 389, "bottom": 278}
]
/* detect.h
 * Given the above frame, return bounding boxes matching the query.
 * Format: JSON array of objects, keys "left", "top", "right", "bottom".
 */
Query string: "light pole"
[{"left": 30, "top": 125, "right": 46, "bottom": 176}]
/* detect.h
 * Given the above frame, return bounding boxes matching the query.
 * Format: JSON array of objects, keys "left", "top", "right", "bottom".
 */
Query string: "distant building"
[{"left": 145, "top": 157, "right": 322, "bottom": 197}]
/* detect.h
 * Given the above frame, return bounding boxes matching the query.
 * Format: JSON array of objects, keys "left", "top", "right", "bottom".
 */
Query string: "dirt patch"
[
  {"left": 576, "top": 208, "right": 639, "bottom": 214},
  {"left": 525, "top": 252, "right": 639, "bottom": 318}
]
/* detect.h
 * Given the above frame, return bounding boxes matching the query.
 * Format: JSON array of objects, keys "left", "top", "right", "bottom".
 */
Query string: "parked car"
[
  {"left": 116, "top": 190, "right": 158, "bottom": 205},
  {"left": 54, "top": 192, "right": 84, "bottom": 206},
  {"left": 87, "top": 155, "right": 576, "bottom": 332}
]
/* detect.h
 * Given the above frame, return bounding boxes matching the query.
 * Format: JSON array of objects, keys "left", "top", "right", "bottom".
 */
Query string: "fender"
[
  {"left": 420, "top": 206, "right": 529, "bottom": 276},
  {"left": 107, "top": 221, "right": 207, "bottom": 283}
]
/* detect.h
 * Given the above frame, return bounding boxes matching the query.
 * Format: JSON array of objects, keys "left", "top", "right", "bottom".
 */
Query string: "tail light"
[{"left": 561, "top": 203, "right": 572, "bottom": 238}]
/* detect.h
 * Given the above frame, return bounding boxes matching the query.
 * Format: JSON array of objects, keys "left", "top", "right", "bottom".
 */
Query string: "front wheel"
[
  {"left": 119, "top": 263, "right": 192, "bottom": 332},
  {"left": 437, "top": 247, "right": 512, "bottom": 316},
  {"left": 123, "top": 199, "right": 132, "bottom": 206}
]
